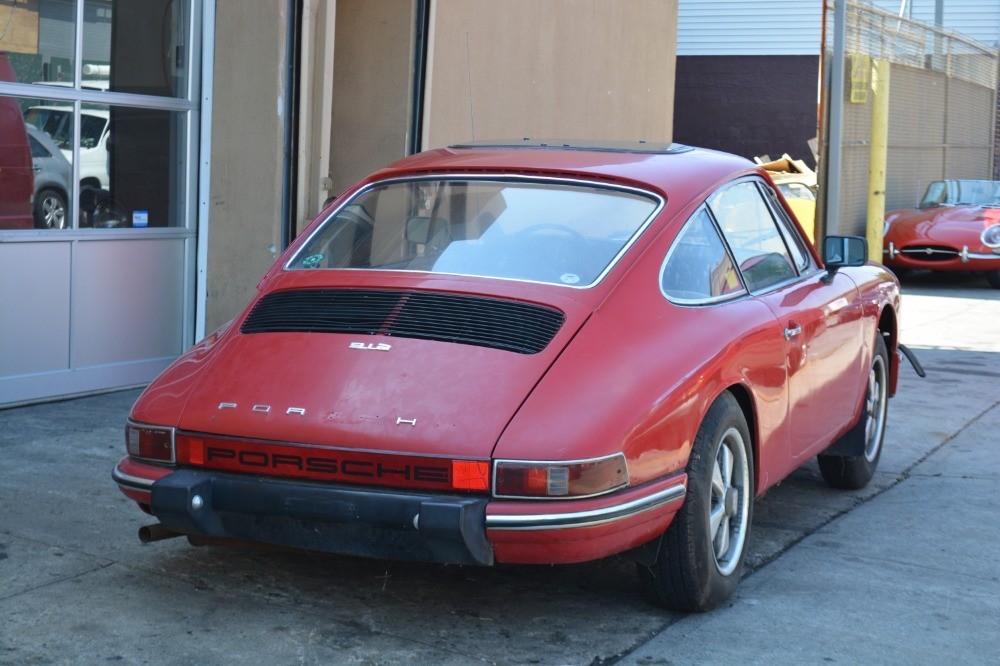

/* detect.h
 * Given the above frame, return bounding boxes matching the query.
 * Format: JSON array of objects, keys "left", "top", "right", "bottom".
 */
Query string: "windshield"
[
  {"left": 24, "top": 108, "right": 71, "bottom": 149},
  {"left": 920, "top": 180, "right": 1000, "bottom": 208},
  {"left": 288, "top": 179, "right": 659, "bottom": 287}
]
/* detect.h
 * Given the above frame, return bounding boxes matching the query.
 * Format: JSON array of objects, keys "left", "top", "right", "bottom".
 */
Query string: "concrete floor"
[{"left": 1, "top": 270, "right": 997, "bottom": 665}]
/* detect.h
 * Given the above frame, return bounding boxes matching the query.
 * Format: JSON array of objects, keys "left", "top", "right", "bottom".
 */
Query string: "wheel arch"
[
  {"left": 878, "top": 303, "right": 898, "bottom": 396},
  {"left": 37, "top": 184, "right": 68, "bottom": 201},
  {"left": 722, "top": 382, "right": 759, "bottom": 495}
]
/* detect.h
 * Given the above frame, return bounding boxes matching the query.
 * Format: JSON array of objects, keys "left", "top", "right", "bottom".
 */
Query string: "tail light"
[
  {"left": 493, "top": 454, "right": 629, "bottom": 499},
  {"left": 125, "top": 421, "right": 175, "bottom": 463},
  {"left": 451, "top": 460, "right": 491, "bottom": 491}
]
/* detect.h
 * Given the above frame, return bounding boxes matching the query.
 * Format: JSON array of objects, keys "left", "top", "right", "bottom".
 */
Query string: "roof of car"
[
  {"left": 371, "top": 140, "right": 756, "bottom": 197},
  {"left": 450, "top": 138, "right": 693, "bottom": 154}
]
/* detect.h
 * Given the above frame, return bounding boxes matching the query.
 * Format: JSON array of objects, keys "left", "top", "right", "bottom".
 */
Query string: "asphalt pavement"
[{"left": 1, "top": 270, "right": 998, "bottom": 665}]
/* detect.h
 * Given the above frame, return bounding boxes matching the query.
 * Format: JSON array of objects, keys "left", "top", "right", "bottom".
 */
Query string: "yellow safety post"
[{"left": 866, "top": 59, "right": 890, "bottom": 262}]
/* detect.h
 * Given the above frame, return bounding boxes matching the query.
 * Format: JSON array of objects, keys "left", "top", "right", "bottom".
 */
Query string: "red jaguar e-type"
[
  {"left": 883, "top": 179, "right": 1000, "bottom": 287},
  {"left": 113, "top": 140, "right": 902, "bottom": 611}
]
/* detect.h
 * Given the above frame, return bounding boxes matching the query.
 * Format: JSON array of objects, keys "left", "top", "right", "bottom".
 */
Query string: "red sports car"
[
  {"left": 883, "top": 179, "right": 1000, "bottom": 287},
  {"left": 113, "top": 140, "right": 902, "bottom": 611}
]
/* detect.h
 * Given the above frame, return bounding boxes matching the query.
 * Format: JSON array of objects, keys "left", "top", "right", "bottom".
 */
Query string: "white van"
[{"left": 24, "top": 105, "right": 110, "bottom": 190}]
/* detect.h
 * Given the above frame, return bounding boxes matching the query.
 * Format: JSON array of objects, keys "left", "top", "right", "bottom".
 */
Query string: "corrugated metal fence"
[{"left": 822, "top": 1, "right": 999, "bottom": 236}]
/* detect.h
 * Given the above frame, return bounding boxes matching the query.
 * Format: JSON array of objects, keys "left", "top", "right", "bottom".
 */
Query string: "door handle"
[{"left": 784, "top": 323, "right": 802, "bottom": 340}]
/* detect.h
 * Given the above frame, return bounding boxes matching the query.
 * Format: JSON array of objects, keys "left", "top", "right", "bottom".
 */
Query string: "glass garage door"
[{"left": 0, "top": 0, "right": 202, "bottom": 406}]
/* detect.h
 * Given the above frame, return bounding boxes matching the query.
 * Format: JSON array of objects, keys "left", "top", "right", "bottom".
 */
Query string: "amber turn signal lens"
[
  {"left": 125, "top": 421, "right": 175, "bottom": 463},
  {"left": 493, "top": 454, "right": 629, "bottom": 498}
]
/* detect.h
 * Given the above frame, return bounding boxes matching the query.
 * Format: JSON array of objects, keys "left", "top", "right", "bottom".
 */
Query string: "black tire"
[
  {"left": 33, "top": 188, "right": 67, "bottom": 229},
  {"left": 637, "top": 392, "right": 754, "bottom": 612},
  {"left": 985, "top": 270, "right": 1000, "bottom": 290},
  {"left": 818, "top": 335, "right": 889, "bottom": 490}
]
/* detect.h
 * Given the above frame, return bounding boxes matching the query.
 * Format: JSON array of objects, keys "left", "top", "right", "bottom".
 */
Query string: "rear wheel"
[
  {"left": 818, "top": 335, "right": 888, "bottom": 489},
  {"left": 985, "top": 270, "right": 1000, "bottom": 289},
  {"left": 637, "top": 392, "right": 753, "bottom": 611}
]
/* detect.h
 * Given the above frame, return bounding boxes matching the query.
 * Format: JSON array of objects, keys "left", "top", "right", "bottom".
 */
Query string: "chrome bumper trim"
[
  {"left": 112, "top": 464, "right": 155, "bottom": 492},
  {"left": 484, "top": 482, "right": 686, "bottom": 531},
  {"left": 884, "top": 247, "right": 1000, "bottom": 262}
]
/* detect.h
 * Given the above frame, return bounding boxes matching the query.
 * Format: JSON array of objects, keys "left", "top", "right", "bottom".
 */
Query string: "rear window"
[{"left": 288, "top": 179, "right": 660, "bottom": 288}]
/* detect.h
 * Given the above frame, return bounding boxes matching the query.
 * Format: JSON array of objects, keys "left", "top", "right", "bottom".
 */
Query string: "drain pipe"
[{"left": 280, "top": 0, "right": 302, "bottom": 250}]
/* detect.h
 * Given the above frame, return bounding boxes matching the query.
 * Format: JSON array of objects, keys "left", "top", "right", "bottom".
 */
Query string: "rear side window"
[
  {"left": 660, "top": 207, "right": 744, "bottom": 303},
  {"left": 761, "top": 182, "right": 813, "bottom": 273},
  {"left": 28, "top": 135, "right": 50, "bottom": 158},
  {"left": 709, "top": 180, "right": 797, "bottom": 292}
]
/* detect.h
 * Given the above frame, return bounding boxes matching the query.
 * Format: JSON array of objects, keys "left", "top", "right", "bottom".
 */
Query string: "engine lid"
[{"left": 175, "top": 289, "right": 589, "bottom": 460}]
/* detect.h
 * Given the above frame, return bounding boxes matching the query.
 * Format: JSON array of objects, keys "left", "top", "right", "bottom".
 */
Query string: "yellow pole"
[{"left": 866, "top": 59, "right": 890, "bottom": 262}]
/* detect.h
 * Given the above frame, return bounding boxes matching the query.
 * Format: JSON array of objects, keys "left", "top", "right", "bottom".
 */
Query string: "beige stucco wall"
[
  {"left": 206, "top": 0, "right": 288, "bottom": 332},
  {"left": 422, "top": 0, "right": 677, "bottom": 149},
  {"left": 206, "top": 0, "right": 679, "bottom": 331},
  {"left": 328, "top": 0, "right": 416, "bottom": 196},
  {"left": 0, "top": 0, "right": 40, "bottom": 55}
]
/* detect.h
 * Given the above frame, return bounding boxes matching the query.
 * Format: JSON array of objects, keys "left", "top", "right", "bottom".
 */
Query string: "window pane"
[
  {"left": 661, "top": 208, "right": 743, "bottom": 302},
  {"left": 0, "top": 1, "right": 77, "bottom": 87},
  {"left": 290, "top": 180, "right": 658, "bottom": 288},
  {"left": 762, "top": 183, "right": 812, "bottom": 273},
  {"left": 84, "top": 104, "right": 187, "bottom": 228},
  {"left": 1, "top": 94, "right": 74, "bottom": 230},
  {"left": 709, "top": 181, "right": 797, "bottom": 292},
  {"left": 83, "top": 0, "right": 191, "bottom": 98}
]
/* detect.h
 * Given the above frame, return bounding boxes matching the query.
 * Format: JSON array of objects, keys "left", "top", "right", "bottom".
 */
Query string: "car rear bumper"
[{"left": 113, "top": 458, "right": 686, "bottom": 566}]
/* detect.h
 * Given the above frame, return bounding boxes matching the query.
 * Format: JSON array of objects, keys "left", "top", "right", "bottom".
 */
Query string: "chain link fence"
[{"left": 821, "top": 1, "right": 999, "bottom": 237}]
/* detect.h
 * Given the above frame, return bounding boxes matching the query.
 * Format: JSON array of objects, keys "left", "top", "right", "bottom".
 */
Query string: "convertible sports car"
[
  {"left": 113, "top": 140, "right": 902, "bottom": 611},
  {"left": 883, "top": 179, "right": 1000, "bottom": 287}
]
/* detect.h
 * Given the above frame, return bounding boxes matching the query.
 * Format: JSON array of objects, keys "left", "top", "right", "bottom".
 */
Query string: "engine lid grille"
[{"left": 240, "top": 289, "right": 566, "bottom": 354}]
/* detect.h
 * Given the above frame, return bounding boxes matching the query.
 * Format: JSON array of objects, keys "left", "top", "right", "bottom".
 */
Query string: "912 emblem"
[{"left": 349, "top": 342, "right": 391, "bottom": 351}]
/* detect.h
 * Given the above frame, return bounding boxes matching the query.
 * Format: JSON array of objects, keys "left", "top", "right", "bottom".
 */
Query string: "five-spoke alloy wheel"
[
  {"left": 819, "top": 334, "right": 889, "bottom": 489},
  {"left": 638, "top": 391, "right": 754, "bottom": 611}
]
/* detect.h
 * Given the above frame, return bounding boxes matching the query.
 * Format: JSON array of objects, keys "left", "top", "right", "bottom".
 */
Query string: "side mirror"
[
  {"left": 405, "top": 216, "right": 433, "bottom": 245},
  {"left": 822, "top": 235, "right": 867, "bottom": 282}
]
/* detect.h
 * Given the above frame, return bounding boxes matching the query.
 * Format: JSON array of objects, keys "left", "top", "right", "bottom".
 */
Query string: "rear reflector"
[
  {"left": 493, "top": 454, "right": 629, "bottom": 499},
  {"left": 125, "top": 421, "right": 175, "bottom": 463}
]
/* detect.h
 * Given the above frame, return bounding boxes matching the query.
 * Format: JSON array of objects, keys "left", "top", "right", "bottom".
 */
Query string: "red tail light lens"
[
  {"left": 493, "top": 454, "right": 629, "bottom": 499},
  {"left": 125, "top": 421, "right": 175, "bottom": 463},
  {"left": 451, "top": 460, "right": 491, "bottom": 491}
]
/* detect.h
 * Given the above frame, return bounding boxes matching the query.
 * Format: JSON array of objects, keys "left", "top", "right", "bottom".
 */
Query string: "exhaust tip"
[{"left": 138, "top": 523, "right": 182, "bottom": 543}]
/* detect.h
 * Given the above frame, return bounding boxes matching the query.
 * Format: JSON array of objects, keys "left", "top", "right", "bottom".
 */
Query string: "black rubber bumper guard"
[{"left": 150, "top": 470, "right": 494, "bottom": 566}]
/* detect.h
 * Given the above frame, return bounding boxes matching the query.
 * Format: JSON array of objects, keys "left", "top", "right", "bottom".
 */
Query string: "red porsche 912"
[{"left": 113, "top": 140, "right": 902, "bottom": 611}]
